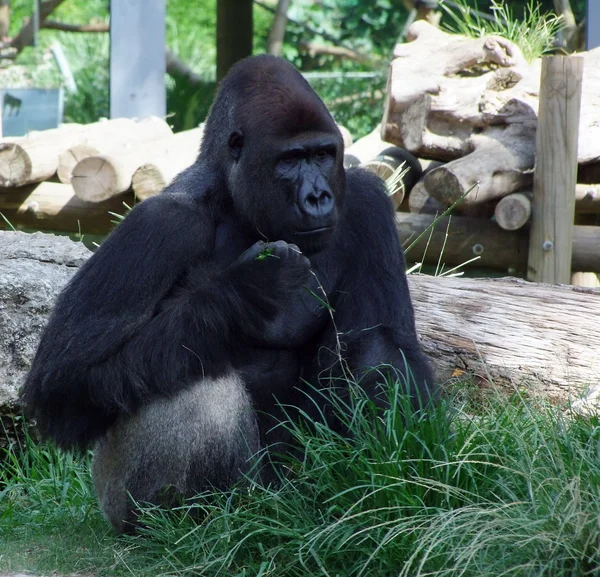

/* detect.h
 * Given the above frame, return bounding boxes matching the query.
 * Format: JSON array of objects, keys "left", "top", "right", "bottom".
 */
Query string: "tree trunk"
[
  {"left": 217, "top": 0, "right": 253, "bottom": 82},
  {"left": 0, "top": 0, "right": 9, "bottom": 39},
  {"left": 10, "top": 0, "right": 65, "bottom": 53},
  {"left": 554, "top": 0, "right": 578, "bottom": 52},
  {"left": 395, "top": 212, "right": 600, "bottom": 274},
  {"left": 267, "top": 0, "right": 290, "bottom": 57}
]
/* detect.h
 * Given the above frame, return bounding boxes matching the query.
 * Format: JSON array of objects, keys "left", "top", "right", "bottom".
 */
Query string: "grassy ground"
[{"left": 2, "top": 379, "right": 600, "bottom": 577}]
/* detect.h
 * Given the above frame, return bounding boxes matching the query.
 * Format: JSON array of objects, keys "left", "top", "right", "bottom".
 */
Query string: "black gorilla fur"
[{"left": 20, "top": 55, "right": 435, "bottom": 532}]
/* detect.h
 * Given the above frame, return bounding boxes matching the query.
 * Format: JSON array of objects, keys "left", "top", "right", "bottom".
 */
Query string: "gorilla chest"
[{"left": 213, "top": 220, "right": 257, "bottom": 267}]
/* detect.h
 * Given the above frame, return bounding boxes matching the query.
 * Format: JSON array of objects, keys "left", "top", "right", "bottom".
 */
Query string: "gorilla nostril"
[
  {"left": 313, "top": 190, "right": 331, "bottom": 205},
  {"left": 299, "top": 186, "right": 334, "bottom": 216}
]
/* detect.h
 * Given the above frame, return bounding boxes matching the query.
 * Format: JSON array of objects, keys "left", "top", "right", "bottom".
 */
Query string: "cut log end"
[
  {"left": 0, "top": 143, "right": 31, "bottom": 187},
  {"left": 424, "top": 165, "right": 465, "bottom": 204},
  {"left": 71, "top": 156, "right": 127, "bottom": 203},
  {"left": 408, "top": 180, "right": 445, "bottom": 214},
  {"left": 57, "top": 144, "right": 100, "bottom": 184},
  {"left": 494, "top": 192, "right": 532, "bottom": 230},
  {"left": 132, "top": 164, "right": 167, "bottom": 201}
]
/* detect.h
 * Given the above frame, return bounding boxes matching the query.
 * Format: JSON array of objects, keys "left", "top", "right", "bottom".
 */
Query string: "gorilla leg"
[{"left": 92, "top": 373, "right": 260, "bottom": 534}]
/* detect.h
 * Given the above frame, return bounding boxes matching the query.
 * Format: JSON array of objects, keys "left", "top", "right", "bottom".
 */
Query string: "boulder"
[{"left": 0, "top": 231, "right": 90, "bottom": 408}]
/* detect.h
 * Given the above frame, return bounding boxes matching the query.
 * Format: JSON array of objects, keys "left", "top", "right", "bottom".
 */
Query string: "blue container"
[{"left": 1, "top": 88, "right": 64, "bottom": 137}]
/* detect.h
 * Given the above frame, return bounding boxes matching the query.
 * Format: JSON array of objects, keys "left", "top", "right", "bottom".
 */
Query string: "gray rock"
[{"left": 0, "top": 231, "right": 91, "bottom": 406}]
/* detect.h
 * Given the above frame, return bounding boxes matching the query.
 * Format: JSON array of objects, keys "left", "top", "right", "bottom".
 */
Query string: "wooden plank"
[
  {"left": 586, "top": 0, "right": 600, "bottom": 50},
  {"left": 109, "top": 0, "right": 166, "bottom": 119},
  {"left": 527, "top": 56, "right": 584, "bottom": 284}
]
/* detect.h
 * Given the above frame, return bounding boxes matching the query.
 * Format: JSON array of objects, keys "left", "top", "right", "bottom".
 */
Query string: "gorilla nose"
[{"left": 299, "top": 187, "right": 334, "bottom": 217}]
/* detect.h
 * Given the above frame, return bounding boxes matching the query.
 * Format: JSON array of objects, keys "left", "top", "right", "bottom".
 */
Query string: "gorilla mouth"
[{"left": 294, "top": 226, "right": 333, "bottom": 236}]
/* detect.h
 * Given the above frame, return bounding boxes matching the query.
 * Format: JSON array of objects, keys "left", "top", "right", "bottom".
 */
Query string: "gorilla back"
[{"left": 20, "top": 55, "right": 434, "bottom": 532}]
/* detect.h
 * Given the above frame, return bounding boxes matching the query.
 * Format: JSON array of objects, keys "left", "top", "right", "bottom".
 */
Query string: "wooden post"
[
  {"left": 527, "top": 56, "right": 583, "bottom": 284},
  {"left": 109, "top": 0, "right": 166, "bottom": 119}
]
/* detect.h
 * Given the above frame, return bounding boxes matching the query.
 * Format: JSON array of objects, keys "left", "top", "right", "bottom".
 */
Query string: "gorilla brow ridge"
[{"left": 242, "top": 71, "right": 333, "bottom": 137}]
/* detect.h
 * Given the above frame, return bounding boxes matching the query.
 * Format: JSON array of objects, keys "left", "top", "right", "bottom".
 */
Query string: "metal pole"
[
  {"left": 586, "top": 0, "right": 600, "bottom": 50},
  {"left": 109, "top": 0, "right": 166, "bottom": 119}
]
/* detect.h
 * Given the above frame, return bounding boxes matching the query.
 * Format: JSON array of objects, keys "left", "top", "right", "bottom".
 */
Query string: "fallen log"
[
  {"left": 0, "top": 124, "right": 84, "bottom": 187},
  {"left": 72, "top": 125, "right": 202, "bottom": 203},
  {"left": 1, "top": 227, "right": 598, "bottom": 409},
  {"left": 71, "top": 153, "right": 140, "bottom": 202},
  {"left": 0, "top": 181, "right": 133, "bottom": 234},
  {"left": 407, "top": 179, "right": 445, "bottom": 214},
  {"left": 408, "top": 274, "right": 600, "bottom": 403},
  {"left": 395, "top": 212, "right": 600, "bottom": 274},
  {"left": 424, "top": 124, "right": 536, "bottom": 207}
]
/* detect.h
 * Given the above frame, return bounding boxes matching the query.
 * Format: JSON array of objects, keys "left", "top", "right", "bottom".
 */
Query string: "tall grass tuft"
[
  {"left": 127, "top": 378, "right": 600, "bottom": 577},
  {"left": 440, "top": 0, "right": 565, "bottom": 62}
]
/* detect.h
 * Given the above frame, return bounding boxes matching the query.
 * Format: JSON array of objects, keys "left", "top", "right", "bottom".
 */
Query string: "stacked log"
[
  {"left": 341, "top": 20, "right": 600, "bottom": 281},
  {"left": 0, "top": 117, "right": 204, "bottom": 234}
]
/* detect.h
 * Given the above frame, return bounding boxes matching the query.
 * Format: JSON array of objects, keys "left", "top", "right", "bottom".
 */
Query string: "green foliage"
[
  {"left": 285, "top": 0, "right": 409, "bottom": 65},
  {"left": 307, "top": 73, "right": 387, "bottom": 140},
  {"left": 57, "top": 32, "right": 110, "bottom": 124},
  {"left": 440, "top": 0, "right": 565, "bottom": 61}
]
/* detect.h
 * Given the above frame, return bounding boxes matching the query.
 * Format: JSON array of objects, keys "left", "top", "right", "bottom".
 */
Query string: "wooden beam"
[
  {"left": 527, "top": 56, "right": 584, "bottom": 284},
  {"left": 0, "top": 181, "right": 133, "bottom": 235},
  {"left": 396, "top": 212, "right": 600, "bottom": 274}
]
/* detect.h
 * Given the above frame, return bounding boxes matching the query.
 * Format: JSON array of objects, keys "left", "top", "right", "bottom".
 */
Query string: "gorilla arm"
[
  {"left": 328, "top": 169, "right": 435, "bottom": 406},
  {"left": 20, "top": 191, "right": 309, "bottom": 451}
]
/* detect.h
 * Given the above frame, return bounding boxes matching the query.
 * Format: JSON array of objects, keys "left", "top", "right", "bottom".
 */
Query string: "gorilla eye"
[
  {"left": 315, "top": 147, "right": 335, "bottom": 161},
  {"left": 228, "top": 131, "right": 244, "bottom": 160}
]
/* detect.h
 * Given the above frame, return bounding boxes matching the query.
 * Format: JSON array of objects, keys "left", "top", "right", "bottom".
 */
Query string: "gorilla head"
[{"left": 201, "top": 55, "right": 346, "bottom": 255}]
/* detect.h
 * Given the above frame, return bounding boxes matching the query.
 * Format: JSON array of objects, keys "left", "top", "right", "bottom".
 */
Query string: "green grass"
[
  {"left": 440, "top": 0, "right": 565, "bottom": 62},
  {"left": 2, "top": 379, "right": 600, "bottom": 576}
]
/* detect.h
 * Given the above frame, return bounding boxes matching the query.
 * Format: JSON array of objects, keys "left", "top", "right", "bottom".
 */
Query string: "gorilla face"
[
  {"left": 227, "top": 128, "right": 344, "bottom": 255},
  {"left": 199, "top": 55, "right": 347, "bottom": 256}
]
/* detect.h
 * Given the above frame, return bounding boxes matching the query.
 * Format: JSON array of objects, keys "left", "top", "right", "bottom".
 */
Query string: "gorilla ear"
[{"left": 228, "top": 130, "right": 244, "bottom": 161}]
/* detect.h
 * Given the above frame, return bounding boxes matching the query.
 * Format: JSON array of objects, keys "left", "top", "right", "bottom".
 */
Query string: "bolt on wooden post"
[{"left": 527, "top": 55, "right": 584, "bottom": 284}]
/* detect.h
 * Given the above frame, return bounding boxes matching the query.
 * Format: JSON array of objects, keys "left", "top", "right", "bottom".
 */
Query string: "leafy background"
[{"left": 4, "top": 0, "right": 587, "bottom": 138}]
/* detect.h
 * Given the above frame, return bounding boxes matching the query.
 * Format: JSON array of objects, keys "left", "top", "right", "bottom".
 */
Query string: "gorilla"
[{"left": 20, "top": 55, "right": 434, "bottom": 533}]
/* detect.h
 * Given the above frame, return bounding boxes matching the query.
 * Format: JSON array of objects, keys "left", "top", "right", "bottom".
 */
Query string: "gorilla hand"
[
  {"left": 234, "top": 241, "right": 329, "bottom": 348},
  {"left": 225, "top": 240, "right": 313, "bottom": 341},
  {"left": 237, "top": 240, "right": 311, "bottom": 294}
]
